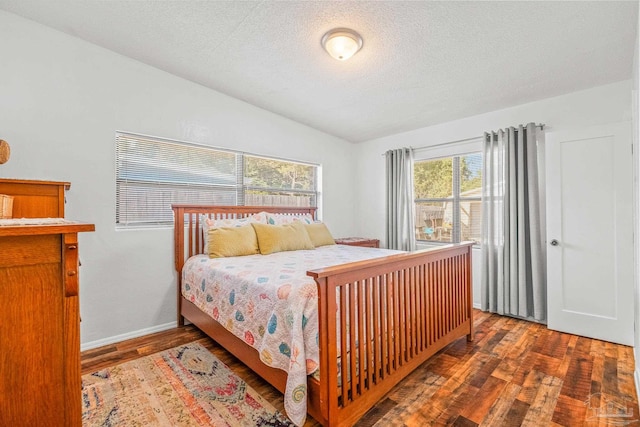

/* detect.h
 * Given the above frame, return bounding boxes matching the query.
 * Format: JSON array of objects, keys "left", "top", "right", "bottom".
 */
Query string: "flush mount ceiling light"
[{"left": 321, "top": 28, "right": 363, "bottom": 61}]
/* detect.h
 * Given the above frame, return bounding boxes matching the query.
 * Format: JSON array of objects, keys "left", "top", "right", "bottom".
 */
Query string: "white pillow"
[
  {"left": 265, "top": 212, "right": 314, "bottom": 226},
  {"left": 202, "top": 212, "right": 268, "bottom": 253}
]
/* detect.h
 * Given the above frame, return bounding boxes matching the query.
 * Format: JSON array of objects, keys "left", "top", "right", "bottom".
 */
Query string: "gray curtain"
[
  {"left": 385, "top": 148, "right": 416, "bottom": 251},
  {"left": 481, "top": 123, "right": 546, "bottom": 322}
]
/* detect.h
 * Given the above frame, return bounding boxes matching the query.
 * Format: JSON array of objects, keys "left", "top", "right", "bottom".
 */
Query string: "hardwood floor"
[{"left": 81, "top": 310, "right": 639, "bottom": 426}]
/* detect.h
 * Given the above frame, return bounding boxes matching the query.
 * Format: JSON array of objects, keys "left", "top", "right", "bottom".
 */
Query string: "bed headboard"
[{"left": 171, "top": 204, "right": 317, "bottom": 273}]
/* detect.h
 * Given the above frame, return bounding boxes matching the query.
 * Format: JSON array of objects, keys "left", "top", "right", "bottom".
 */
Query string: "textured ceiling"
[{"left": 0, "top": 1, "right": 637, "bottom": 142}]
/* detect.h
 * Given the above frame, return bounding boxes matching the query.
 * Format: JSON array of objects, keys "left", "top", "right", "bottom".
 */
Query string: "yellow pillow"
[
  {"left": 208, "top": 224, "right": 259, "bottom": 258},
  {"left": 305, "top": 223, "right": 336, "bottom": 247},
  {"left": 252, "top": 222, "right": 315, "bottom": 255}
]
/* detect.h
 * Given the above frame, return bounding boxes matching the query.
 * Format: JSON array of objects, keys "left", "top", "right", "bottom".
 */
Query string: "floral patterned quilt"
[{"left": 181, "top": 244, "right": 400, "bottom": 426}]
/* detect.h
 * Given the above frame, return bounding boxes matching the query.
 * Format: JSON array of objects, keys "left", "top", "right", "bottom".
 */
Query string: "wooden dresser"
[{"left": 0, "top": 179, "right": 94, "bottom": 427}]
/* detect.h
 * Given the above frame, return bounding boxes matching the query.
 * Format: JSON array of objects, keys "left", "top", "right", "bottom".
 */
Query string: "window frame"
[{"left": 115, "top": 131, "right": 320, "bottom": 229}]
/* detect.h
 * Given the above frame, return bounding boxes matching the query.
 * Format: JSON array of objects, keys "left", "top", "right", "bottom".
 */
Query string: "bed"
[{"left": 172, "top": 204, "right": 474, "bottom": 426}]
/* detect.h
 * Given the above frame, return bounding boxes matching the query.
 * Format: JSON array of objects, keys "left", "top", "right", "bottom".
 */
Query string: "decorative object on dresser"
[
  {"left": 0, "top": 179, "right": 94, "bottom": 427},
  {"left": 334, "top": 236, "right": 380, "bottom": 248},
  {"left": 0, "top": 139, "right": 10, "bottom": 164},
  {"left": 0, "top": 178, "right": 69, "bottom": 218},
  {"left": 0, "top": 194, "right": 12, "bottom": 218},
  {"left": 172, "top": 204, "right": 473, "bottom": 426}
]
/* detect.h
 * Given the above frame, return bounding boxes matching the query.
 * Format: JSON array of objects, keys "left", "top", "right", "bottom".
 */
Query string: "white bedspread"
[{"left": 181, "top": 244, "right": 400, "bottom": 426}]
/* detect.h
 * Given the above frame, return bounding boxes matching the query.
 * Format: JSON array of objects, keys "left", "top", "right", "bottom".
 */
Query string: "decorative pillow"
[
  {"left": 208, "top": 224, "right": 259, "bottom": 258},
  {"left": 265, "top": 212, "right": 314, "bottom": 226},
  {"left": 252, "top": 222, "right": 315, "bottom": 255},
  {"left": 202, "top": 212, "right": 267, "bottom": 253},
  {"left": 305, "top": 223, "right": 336, "bottom": 247}
]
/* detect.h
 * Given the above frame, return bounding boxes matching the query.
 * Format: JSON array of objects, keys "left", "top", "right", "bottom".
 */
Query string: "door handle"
[{"left": 550, "top": 239, "right": 559, "bottom": 246}]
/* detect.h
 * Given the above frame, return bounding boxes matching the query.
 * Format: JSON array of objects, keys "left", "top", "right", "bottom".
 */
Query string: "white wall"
[
  {"left": 0, "top": 11, "right": 357, "bottom": 348},
  {"left": 355, "top": 80, "right": 633, "bottom": 307}
]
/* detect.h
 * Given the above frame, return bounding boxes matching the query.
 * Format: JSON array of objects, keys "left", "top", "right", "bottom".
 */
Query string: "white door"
[{"left": 546, "top": 123, "right": 634, "bottom": 345}]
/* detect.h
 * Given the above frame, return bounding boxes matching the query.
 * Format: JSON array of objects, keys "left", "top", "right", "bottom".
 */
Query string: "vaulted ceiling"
[{"left": 0, "top": 1, "right": 637, "bottom": 142}]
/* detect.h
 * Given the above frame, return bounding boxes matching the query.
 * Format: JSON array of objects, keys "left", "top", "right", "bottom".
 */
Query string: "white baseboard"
[
  {"left": 473, "top": 302, "right": 481, "bottom": 309},
  {"left": 81, "top": 321, "right": 177, "bottom": 352}
]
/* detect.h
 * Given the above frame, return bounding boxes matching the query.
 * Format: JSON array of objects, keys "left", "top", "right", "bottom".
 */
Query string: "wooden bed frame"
[{"left": 172, "top": 204, "right": 474, "bottom": 426}]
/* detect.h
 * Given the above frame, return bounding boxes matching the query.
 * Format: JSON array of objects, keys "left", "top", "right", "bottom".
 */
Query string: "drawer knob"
[
  {"left": 68, "top": 270, "right": 77, "bottom": 276},
  {"left": 67, "top": 245, "right": 77, "bottom": 250}
]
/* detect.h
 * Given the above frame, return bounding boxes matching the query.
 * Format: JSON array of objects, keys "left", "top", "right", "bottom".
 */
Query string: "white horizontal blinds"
[
  {"left": 243, "top": 155, "right": 317, "bottom": 207},
  {"left": 116, "top": 133, "right": 239, "bottom": 227}
]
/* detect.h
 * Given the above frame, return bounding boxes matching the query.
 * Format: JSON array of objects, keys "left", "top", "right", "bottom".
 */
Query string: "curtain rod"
[
  {"left": 382, "top": 123, "right": 545, "bottom": 155},
  {"left": 412, "top": 135, "right": 482, "bottom": 153}
]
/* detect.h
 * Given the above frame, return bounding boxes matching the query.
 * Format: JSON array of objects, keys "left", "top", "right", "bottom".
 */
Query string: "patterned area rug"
[{"left": 82, "top": 343, "right": 294, "bottom": 426}]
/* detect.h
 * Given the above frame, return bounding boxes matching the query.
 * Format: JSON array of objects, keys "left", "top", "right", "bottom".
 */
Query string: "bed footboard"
[{"left": 308, "top": 243, "right": 474, "bottom": 426}]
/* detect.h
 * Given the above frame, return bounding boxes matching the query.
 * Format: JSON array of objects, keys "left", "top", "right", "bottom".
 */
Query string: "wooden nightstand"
[{"left": 335, "top": 237, "right": 380, "bottom": 248}]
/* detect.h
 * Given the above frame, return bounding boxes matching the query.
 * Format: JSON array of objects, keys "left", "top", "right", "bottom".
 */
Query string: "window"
[
  {"left": 115, "top": 132, "right": 319, "bottom": 228},
  {"left": 414, "top": 153, "right": 482, "bottom": 244},
  {"left": 244, "top": 155, "right": 317, "bottom": 207}
]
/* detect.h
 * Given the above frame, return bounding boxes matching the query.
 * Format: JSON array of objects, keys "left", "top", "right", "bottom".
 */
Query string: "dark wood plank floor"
[{"left": 81, "top": 310, "right": 639, "bottom": 426}]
